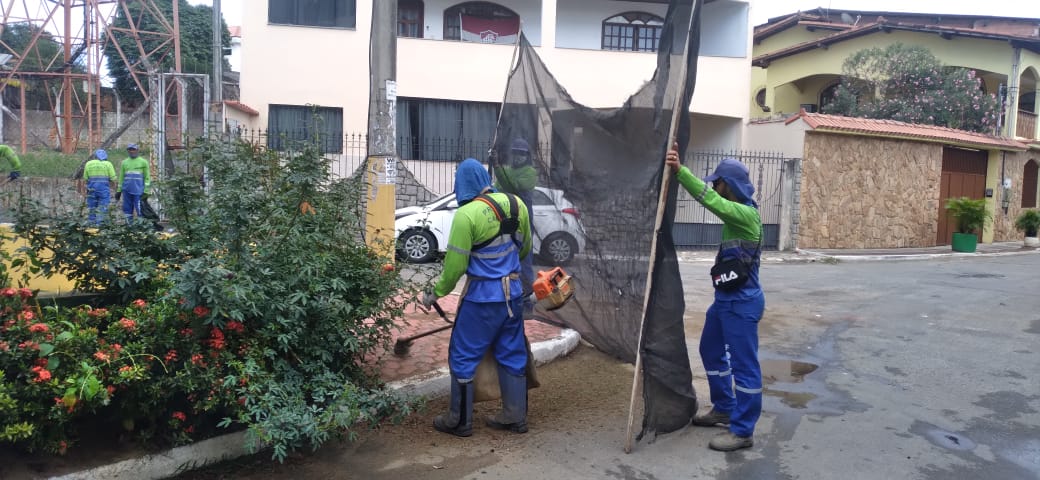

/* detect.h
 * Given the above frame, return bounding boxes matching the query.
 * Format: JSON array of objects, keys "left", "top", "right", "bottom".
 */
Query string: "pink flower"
[
  {"left": 193, "top": 306, "right": 211, "bottom": 317},
  {"left": 132, "top": 299, "right": 147, "bottom": 308},
  {"left": 94, "top": 351, "right": 110, "bottom": 362},
  {"left": 119, "top": 365, "right": 133, "bottom": 374},
  {"left": 225, "top": 321, "right": 245, "bottom": 333},
  {"left": 118, "top": 318, "right": 137, "bottom": 330},
  {"left": 87, "top": 308, "right": 109, "bottom": 318},
  {"left": 28, "top": 323, "right": 49, "bottom": 333},
  {"left": 1, "top": 288, "right": 16, "bottom": 298},
  {"left": 164, "top": 350, "right": 178, "bottom": 362},
  {"left": 30, "top": 366, "right": 51, "bottom": 382},
  {"left": 172, "top": 411, "right": 187, "bottom": 422},
  {"left": 18, "top": 288, "right": 32, "bottom": 300}
]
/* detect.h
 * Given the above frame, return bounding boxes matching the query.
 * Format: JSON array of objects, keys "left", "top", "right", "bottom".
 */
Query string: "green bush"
[
  {"left": 6, "top": 138, "right": 415, "bottom": 461},
  {"left": 944, "top": 197, "right": 991, "bottom": 234},
  {"left": 1015, "top": 209, "right": 1040, "bottom": 237}
]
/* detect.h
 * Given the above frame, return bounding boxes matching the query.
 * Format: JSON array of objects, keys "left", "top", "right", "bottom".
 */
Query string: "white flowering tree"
[{"left": 822, "top": 43, "right": 1002, "bottom": 134}]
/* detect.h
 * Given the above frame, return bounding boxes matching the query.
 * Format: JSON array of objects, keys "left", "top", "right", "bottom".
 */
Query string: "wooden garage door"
[{"left": 937, "top": 147, "right": 988, "bottom": 245}]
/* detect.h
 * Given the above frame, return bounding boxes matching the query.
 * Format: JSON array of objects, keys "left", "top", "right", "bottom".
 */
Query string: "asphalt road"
[{"left": 185, "top": 253, "right": 1040, "bottom": 480}]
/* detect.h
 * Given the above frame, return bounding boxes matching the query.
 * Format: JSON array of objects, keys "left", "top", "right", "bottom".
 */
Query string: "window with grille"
[
  {"left": 268, "top": 0, "right": 356, "bottom": 28},
  {"left": 398, "top": 0, "right": 424, "bottom": 38},
  {"left": 444, "top": 2, "right": 519, "bottom": 42},
  {"left": 602, "top": 12, "right": 663, "bottom": 52},
  {"left": 267, "top": 104, "right": 344, "bottom": 154}
]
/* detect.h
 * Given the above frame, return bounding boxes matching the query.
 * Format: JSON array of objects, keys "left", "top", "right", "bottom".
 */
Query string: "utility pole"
[
  {"left": 211, "top": 0, "right": 224, "bottom": 136},
  {"left": 365, "top": 1, "right": 398, "bottom": 257}
]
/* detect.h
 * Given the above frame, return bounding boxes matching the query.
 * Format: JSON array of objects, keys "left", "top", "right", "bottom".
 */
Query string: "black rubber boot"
[
  {"left": 434, "top": 375, "right": 473, "bottom": 437},
  {"left": 486, "top": 367, "right": 528, "bottom": 434}
]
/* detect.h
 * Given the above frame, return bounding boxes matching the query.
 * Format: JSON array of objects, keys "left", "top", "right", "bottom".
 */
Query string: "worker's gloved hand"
[
  {"left": 421, "top": 289, "right": 438, "bottom": 309},
  {"left": 115, "top": 191, "right": 122, "bottom": 202},
  {"left": 8, "top": 171, "right": 20, "bottom": 181}
]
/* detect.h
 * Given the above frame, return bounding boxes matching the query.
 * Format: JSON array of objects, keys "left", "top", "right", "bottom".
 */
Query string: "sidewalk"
[{"left": 677, "top": 241, "right": 1039, "bottom": 263}]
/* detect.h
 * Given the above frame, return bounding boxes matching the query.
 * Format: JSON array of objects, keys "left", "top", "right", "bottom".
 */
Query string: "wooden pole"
[{"left": 623, "top": 1, "right": 698, "bottom": 454}]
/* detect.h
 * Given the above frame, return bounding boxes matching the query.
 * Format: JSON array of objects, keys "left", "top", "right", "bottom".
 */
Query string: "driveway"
[{"left": 181, "top": 253, "right": 1040, "bottom": 480}]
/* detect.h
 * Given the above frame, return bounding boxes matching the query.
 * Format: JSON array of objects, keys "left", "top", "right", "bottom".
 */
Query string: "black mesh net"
[{"left": 490, "top": 0, "right": 702, "bottom": 442}]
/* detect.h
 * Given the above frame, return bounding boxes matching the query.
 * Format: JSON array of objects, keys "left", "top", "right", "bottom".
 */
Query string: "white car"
[{"left": 395, "top": 187, "right": 586, "bottom": 265}]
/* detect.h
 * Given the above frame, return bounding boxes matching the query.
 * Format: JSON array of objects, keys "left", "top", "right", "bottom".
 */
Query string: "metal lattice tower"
[{"left": 0, "top": 0, "right": 181, "bottom": 154}]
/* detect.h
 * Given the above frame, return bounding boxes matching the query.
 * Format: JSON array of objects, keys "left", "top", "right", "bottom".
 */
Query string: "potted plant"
[
  {"left": 944, "top": 197, "right": 991, "bottom": 253},
  {"left": 1015, "top": 209, "right": 1040, "bottom": 247}
]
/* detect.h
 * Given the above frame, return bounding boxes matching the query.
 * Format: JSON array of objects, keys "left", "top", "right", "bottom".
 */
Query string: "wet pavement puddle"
[{"left": 761, "top": 360, "right": 819, "bottom": 409}]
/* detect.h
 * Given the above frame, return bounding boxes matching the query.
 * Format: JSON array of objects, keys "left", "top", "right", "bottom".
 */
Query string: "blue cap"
[
  {"left": 94, "top": 149, "right": 108, "bottom": 160},
  {"left": 703, "top": 158, "right": 757, "bottom": 207},
  {"left": 127, "top": 143, "right": 139, "bottom": 150},
  {"left": 510, "top": 138, "right": 530, "bottom": 153}
]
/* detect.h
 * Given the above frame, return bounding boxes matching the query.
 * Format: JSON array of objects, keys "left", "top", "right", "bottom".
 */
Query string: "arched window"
[
  {"left": 398, "top": 0, "right": 424, "bottom": 38},
  {"left": 602, "top": 12, "right": 663, "bottom": 52},
  {"left": 444, "top": 2, "right": 519, "bottom": 44},
  {"left": 1024, "top": 159, "right": 1038, "bottom": 208},
  {"left": 819, "top": 81, "right": 841, "bottom": 111}
]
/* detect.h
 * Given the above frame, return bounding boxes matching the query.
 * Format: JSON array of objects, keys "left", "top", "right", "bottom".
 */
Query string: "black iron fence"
[
  {"left": 229, "top": 131, "right": 789, "bottom": 249},
  {"left": 673, "top": 149, "right": 788, "bottom": 250}
]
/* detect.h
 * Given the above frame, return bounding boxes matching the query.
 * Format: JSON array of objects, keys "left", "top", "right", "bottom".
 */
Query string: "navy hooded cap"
[
  {"left": 455, "top": 158, "right": 495, "bottom": 204},
  {"left": 510, "top": 138, "right": 530, "bottom": 153},
  {"left": 703, "top": 158, "right": 757, "bottom": 207}
]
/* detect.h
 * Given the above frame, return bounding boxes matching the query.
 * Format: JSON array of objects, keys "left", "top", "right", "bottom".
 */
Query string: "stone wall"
[
  {"left": 1, "top": 109, "right": 200, "bottom": 150},
  {"left": 799, "top": 133, "right": 944, "bottom": 249},
  {"left": 992, "top": 150, "right": 1040, "bottom": 242},
  {"left": 0, "top": 177, "right": 82, "bottom": 222}
]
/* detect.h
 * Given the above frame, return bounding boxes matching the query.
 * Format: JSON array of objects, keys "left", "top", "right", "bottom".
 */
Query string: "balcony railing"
[{"left": 1017, "top": 110, "right": 1037, "bottom": 140}]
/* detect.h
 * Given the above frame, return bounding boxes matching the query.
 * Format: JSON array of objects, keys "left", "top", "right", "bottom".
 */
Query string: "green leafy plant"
[
  {"left": 5, "top": 136, "right": 416, "bottom": 461},
  {"left": 1015, "top": 209, "right": 1040, "bottom": 237},
  {"left": 944, "top": 197, "right": 991, "bottom": 234}
]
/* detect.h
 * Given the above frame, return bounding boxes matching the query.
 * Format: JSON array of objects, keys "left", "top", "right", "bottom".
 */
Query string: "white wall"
[
  {"left": 745, "top": 120, "right": 809, "bottom": 158},
  {"left": 689, "top": 114, "right": 743, "bottom": 151},
  {"left": 418, "top": 0, "right": 542, "bottom": 45},
  {"left": 700, "top": 1, "right": 749, "bottom": 58}
]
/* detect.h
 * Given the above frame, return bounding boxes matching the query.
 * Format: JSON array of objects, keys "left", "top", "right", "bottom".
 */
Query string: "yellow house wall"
[
  {"left": 763, "top": 31, "right": 1019, "bottom": 113},
  {"left": 750, "top": 67, "right": 768, "bottom": 117},
  {"left": 774, "top": 75, "right": 841, "bottom": 115},
  {"left": 753, "top": 27, "right": 834, "bottom": 57}
]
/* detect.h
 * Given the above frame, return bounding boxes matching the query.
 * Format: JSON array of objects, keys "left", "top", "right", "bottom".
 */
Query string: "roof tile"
[{"left": 786, "top": 110, "right": 1027, "bottom": 151}]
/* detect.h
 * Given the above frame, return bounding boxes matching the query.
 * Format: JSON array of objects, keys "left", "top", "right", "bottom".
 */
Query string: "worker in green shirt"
[
  {"left": 82, "top": 149, "right": 117, "bottom": 225},
  {"left": 666, "top": 145, "right": 764, "bottom": 452},
  {"left": 0, "top": 144, "right": 22, "bottom": 181},
  {"left": 115, "top": 143, "right": 150, "bottom": 222},
  {"left": 493, "top": 138, "right": 539, "bottom": 313},
  {"left": 421, "top": 158, "right": 532, "bottom": 437}
]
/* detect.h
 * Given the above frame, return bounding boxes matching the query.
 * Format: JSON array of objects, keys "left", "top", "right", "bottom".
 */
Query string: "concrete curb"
[
  {"left": 45, "top": 329, "right": 582, "bottom": 480},
  {"left": 796, "top": 247, "right": 1040, "bottom": 263}
]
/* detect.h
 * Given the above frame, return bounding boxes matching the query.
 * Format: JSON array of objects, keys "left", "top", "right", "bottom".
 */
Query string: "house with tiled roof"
[{"left": 745, "top": 9, "right": 1040, "bottom": 250}]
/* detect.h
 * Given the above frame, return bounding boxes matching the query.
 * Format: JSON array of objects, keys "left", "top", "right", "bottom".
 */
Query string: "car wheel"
[
  {"left": 398, "top": 229, "right": 438, "bottom": 263},
  {"left": 540, "top": 232, "right": 578, "bottom": 265}
]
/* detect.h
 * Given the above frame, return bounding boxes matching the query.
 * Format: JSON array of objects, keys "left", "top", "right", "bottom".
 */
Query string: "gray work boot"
[
  {"left": 692, "top": 408, "right": 730, "bottom": 427},
  {"left": 486, "top": 367, "right": 528, "bottom": 433},
  {"left": 434, "top": 375, "right": 474, "bottom": 437},
  {"left": 708, "top": 431, "right": 753, "bottom": 452}
]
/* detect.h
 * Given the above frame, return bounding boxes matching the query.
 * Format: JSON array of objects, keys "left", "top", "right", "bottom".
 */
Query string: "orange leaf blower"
[{"left": 532, "top": 267, "right": 574, "bottom": 310}]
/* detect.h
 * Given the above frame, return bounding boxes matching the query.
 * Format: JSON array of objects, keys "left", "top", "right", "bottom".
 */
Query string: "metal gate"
[{"left": 673, "top": 150, "right": 787, "bottom": 250}]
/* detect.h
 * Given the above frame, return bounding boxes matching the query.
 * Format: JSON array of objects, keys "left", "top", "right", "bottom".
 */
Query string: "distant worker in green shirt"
[
  {"left": 493, "top": 138, "right": 538, "bottom": 313},
  {"left": 81, "top": 149, "right": 117, "bottom": 225},
  {"left": 666, "top": 144, "right": 764, "bottom": 453},
  {"left": 0, "top": 144, "right": 22, "bottom": 182},
  {"left": 115, "top": 143, "right": 150, "bottom": 222}
]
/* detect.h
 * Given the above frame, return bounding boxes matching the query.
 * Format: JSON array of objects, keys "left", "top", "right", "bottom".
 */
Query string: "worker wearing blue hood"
[
  {"left": 667, "top": 148, "right": 764, "bottom": 452},
  {"left": 422, "top": 158, "right": 533, "bottom": 437}
]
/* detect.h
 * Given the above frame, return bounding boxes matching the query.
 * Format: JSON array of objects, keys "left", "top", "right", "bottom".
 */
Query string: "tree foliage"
[
  {"left": 104, "top": 0, "right": 231, "bottom": 104},
  {"left": 821, "top": 44, "right": 1002, "bottom": 133},
  {"left": 0, "top": 23, "right": 77, "bottom": 109}
]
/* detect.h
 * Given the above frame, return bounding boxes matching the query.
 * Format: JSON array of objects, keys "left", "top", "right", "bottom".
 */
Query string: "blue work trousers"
[
  {"left": 122, "top": 192, "right": 142, "bottom": 222},
  {"left": 448, "top": 298, "right": 527, "bottom": 380},
  {"left": 699, "top": 294, "right": 765, "bottom": 437},
  {"left": 86, "top": 186, "right": 110, "bottom": 225}
]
